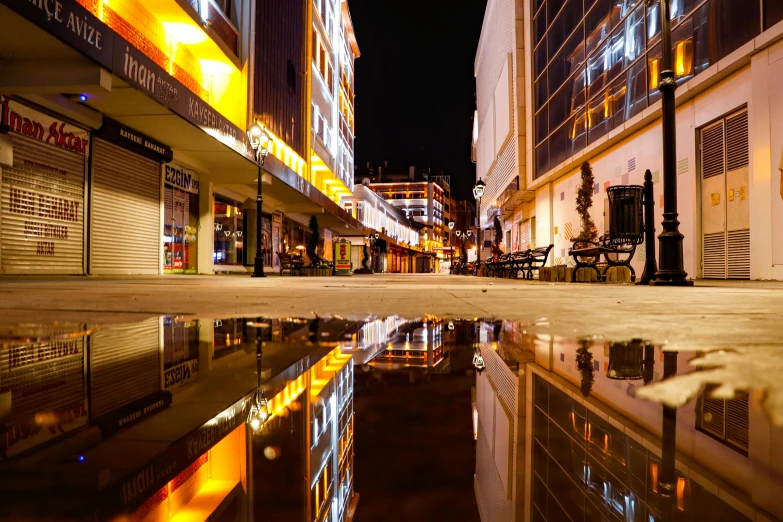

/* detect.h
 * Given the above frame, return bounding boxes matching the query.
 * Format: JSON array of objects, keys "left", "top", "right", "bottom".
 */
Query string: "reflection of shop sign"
[
  {"left": 95, "top": 391, "right": 172, "bottom": 437},
  {"left": 164, "top": 360, "right": 198, "bottom": 388},
  {"left": 113, "top": 396, "right": 248, "bottom": 514},
  {"left": 7, "top": 339, "right": 80, "bottom": 369},
  {"left": 2, "top": 401, "right": 88, "bottom": 459},
  {"left": 164, "top": 164, "right": 200, "bottom": 194},
  {"left": 1, "top": 97, "right": 88, "bottom": 154},
  {"left": 334, "top": 239, "right": 352, "bottom": 276}
]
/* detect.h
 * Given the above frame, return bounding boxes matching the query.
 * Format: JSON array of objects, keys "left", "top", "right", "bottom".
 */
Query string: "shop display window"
[
  {"left": 164, "top": 186, "right": 199, "bottom": 274},
  {"left": 213, "top": 195, "right": 245, "bottom": 266}
]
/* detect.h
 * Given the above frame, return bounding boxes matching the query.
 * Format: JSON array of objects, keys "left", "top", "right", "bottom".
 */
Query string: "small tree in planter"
[
  {"left": 575, "top": 340, "right": 595, "bottom": 397},
  {"left": 575, "top": 161, "right": 598, "bottom": 242},
  {"left": 306, "top": 215, "right": 322, "bottom": 267},
  {"left": 491, "top": 215, "right": 504, "bottom": 259}
]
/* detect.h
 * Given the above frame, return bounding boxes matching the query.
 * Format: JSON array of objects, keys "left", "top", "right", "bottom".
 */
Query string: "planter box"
[
  {"left": 301, "top": 267, "right": 333, "bottom": 277},
  {"left": 575, "top": 268, "right": 600, "bottom": 282},
  {"left": 604, "top": 266, "right": 631, "bottom": 283}
]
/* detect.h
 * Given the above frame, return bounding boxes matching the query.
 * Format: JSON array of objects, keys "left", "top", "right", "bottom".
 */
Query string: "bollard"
[{"left": 638, "top": 169, "right": 658, "bottom": 285}]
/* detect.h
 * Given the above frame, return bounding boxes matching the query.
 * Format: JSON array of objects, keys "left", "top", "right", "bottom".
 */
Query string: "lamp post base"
[
  {"left": 252, "top": 257, "right": 266, "bottom": 278},
  {"left": 651, "top": 212, "right": 693, "bottom": 286}
]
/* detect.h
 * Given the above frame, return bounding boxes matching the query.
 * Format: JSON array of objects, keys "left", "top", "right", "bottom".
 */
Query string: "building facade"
[
  {"left": 476, "top": 0, "right": 783, "bottom": 278},
  {"left": 0, "top": 0, "right": 365, "bottom": 276}
]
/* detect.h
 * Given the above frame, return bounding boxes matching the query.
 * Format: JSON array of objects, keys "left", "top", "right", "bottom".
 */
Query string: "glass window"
[
  {"left": 535, "top": 42, "right": 548, "bottom": 79},
  {"left": 535, "top": 9, "right": 548, "bottom": 45},
  {"left": 214, "top": 195, "right": 245, "bottom": 266},
  {"left": 625, "top": 59, "right": 647, "bottom": 120},
  {"left": 548, "top": 0, "right": 582, "bottom": 60},
  {"left": 536, "top": 106, "right": 549, "bottom": 144},
  {"left": 623, "top": 5, "right": 645, "bottom": 68},
  {"left": 548, "top": 24, "right": 584, "bottom": 96},
  {"left": 535, "top": 76, "right": 548, "bottom": 111},
  {"left": 765, "top": 0, "right": 783, "bottom": 30},
  {"left": 585, "top": 0, "right": 614, "bottom": 56}
]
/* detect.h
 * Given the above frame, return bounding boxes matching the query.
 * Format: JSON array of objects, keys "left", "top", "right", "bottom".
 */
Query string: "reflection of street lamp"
[
  {"left": 473, "top": 349, "right": 485, "bottom": 374},
  {"left": 247, "top": 122, "right": 271, "bottom": 278},
  {"left": 448, "top": 221, "right": 455, "bottom": 268},
  {"left": 473, "top": 178, "right": 485, "bottom": 263},
  {"left": 247, "top": 319, "right": 272, "bottom": 434}
]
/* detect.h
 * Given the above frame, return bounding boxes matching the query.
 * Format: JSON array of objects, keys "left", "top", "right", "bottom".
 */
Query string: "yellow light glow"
[
  {"left": 649, "top": 57, "right": 660, "bottom": 91},
  {"left": 162, "top": 22, "right": 208, "bottom": 44},
  {"left": 226, "top": 206, "right": 231, "bottom": 217},
  {"left": 674, "top": 40, "right": 694, "bottom": 77},
  {"left": 199, "top": 59, "right": 237, "bottom": 76},
  {"left": 676, "top": 477, "right": 685, "bottom": 510}
]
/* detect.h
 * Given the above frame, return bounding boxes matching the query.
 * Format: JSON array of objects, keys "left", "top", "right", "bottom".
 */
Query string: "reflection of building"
[
  {"left": 370, "top": 320, "right": 447, "bottom": 372},
  {"left": 0, "top": 318, "right": 356, "bottom": 522},
  {"left": 476, "top": 0, "right": 783, "bottom": 278},
  {"left": 472, "top": 322, "right": 783, "bottom": 521}
]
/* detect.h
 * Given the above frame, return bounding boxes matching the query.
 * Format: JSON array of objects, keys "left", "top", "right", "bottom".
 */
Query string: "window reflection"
[
  {"left": 213, "top": 195, "right": 245, "bottom": 266},
  {"left": 533, "top": 0, "right": 761, "bottom": 179}
]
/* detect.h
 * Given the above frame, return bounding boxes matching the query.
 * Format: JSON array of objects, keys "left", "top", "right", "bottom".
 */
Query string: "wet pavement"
[{"left": 0, "top": 313, "right": 780, "bottom": 521}]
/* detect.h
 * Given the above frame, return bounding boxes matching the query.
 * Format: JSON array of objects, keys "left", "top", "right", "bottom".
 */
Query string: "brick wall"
[{"left": 75, "top": 0, "right": 208, "bottom": 101}]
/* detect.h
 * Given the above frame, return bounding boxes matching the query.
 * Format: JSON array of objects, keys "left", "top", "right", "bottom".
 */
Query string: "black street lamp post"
[
  {"left": 473, "top": 178, "right": 485, "bottom": 266},
  {"left": 652, "top": 0, "right": 693, "bottom": 286},
  {"left": 448, "top": 221, "right": 455, "bottom": 268},
  {"left": 247, "top": 122, "right": 271, "bottom": 278}
]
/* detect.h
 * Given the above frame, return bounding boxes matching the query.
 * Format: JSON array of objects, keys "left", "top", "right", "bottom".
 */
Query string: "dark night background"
[{"left": 349, "top": 0, "right": 488, "bottom": 200}]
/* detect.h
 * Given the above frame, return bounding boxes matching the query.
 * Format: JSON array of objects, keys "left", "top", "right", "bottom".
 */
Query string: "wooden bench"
[
  {"left": 569, "top": 186, "right": 644, "bottom": 283},
  {"left": 277, "top": 252, "right": 304, "bottom": 276}
]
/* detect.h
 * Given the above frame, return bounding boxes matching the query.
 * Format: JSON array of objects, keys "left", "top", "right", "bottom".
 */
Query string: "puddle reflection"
[{"left": 0, "top": 317, "right": 779, "bottom": 521}]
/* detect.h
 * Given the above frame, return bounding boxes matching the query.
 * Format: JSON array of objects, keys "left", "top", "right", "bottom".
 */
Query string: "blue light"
[
  {"left": 78, "top": 94, "right": 87, "bottom": 102},
  {"left": 78, "top": 455, "right": 85, "bottom": 462}
]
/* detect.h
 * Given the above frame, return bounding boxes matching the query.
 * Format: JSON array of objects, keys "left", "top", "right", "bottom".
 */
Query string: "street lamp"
[
  {"left": 247, "top": 121, "right": 271, "bottom": 278},
  {"left": 473, "top": 178, "right": 485, "bottom": 264},
  {"left": 651, "top": 0, "right": 692, "bottom": 286},
  {"left": 448, "top": 221, "right": 455, "bottom": 268}
]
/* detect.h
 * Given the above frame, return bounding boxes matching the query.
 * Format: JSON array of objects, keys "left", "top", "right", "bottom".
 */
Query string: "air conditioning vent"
[
  {"left": 703, "top": 232, "right": 726, "bottom": 279},
  {"left": 727, "top": 229, "right": 750, "bottom": 279},
  {"left": 701, "top": 122, "right": 725, "bottom": 179},
  {"left": 726, "top": 111, "right": 749, "bottom": 171}
]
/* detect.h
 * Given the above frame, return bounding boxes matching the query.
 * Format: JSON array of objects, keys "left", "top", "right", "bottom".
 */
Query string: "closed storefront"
[
  {"left": 0, "top": 97, "right": 88, "bottom": 274},
  {"left": 163, "top": 163, "right": 199, "bottom": 274},
  {"left": 89, "top": 319, "right": 162, "bottom": 419},
  {"left": 0, "top": 331, "right": 88, "bottom": 459},
  {"left": 90, "top": 120, "right": 171, "bottom": 275}
]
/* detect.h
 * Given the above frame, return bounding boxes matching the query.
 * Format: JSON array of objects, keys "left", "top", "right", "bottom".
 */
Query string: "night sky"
[{"left": 349, "top": 0, "right": 488, "bottom": 200}]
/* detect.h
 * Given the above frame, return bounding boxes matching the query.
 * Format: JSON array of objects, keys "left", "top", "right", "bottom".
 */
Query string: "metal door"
[
  {"left": 1, "top": 134, "right": 86, "bottom": 274},
  {"left": 700, "top": 109, "right": 750, "bottom": 279},
  {"left": 90, "top": 139, "right": 161, "bottom": 275}
]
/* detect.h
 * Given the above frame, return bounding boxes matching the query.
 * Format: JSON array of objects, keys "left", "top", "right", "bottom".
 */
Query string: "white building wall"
[
  {"left": 475, "top": 0, "right": 518, "bottom": 232},
  {"left": 539, "top": 64, "right": 762, "bottom": 278}
]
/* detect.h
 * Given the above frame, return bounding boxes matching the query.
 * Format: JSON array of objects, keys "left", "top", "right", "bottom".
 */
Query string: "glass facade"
[
  {"left": 163, "top": 186, "right": 199, "bottom": 274},
  {"left": 213, "top": 195, "right": 245, "bottom": 266},
  {"left": 532, "top": 374, "right": 752, "bottom": 521},
  {"left": 533, "top": 0, "right": 762, "bottom": 178}
]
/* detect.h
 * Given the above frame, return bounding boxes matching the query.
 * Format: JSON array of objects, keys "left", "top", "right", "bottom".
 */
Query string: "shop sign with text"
[
  {"left": 1, "top": 97, "right": 89, "bottom": 155},
  {"left": 164, "top": 164, "right": 200, "bottom": 194},
  {"left": 334, "top": 239, "right": 352, "bottom": 276},
  {"left": 0, "top": 0, "right": 254, "bottom": 162}
]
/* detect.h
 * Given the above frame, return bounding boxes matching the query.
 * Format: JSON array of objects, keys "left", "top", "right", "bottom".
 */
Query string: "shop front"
[
  {"left": 0, "top": 97, "right": 88, "bottom": 274},
  {"left": 163, "top": 163, "right": 199, "bottom": 274},
  {"left": 213, "top": 194, "right": 245, "bottom": 269},
  {"left": 90, "top": 119, "right": 172, "bottom": 275}
]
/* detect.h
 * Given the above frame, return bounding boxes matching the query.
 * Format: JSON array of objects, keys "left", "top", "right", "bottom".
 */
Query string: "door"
[
  {"left": 90, "top": 139, "right": 161, "bottom": 275},
  {"left": 164, "top": 186, "right": 198, "bottom": 274},
  {"left": 700, "top": 109, "right": 750, "bottom": 279}
]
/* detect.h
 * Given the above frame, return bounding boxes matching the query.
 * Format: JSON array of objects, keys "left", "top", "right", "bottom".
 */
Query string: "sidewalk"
[{"left": 3, "top": 274, "right": 783, "bottom": 351}]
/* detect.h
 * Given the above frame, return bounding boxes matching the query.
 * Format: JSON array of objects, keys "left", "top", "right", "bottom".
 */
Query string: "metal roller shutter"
[
  {"left": 89, "top": 319, "right": 161, "bottom": 418},
  {"left": 90, "top": 139, "right": 161, "bottom": 275},
  {"left": 1, "top": 134, "right": 86, "bottom": 274}
]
